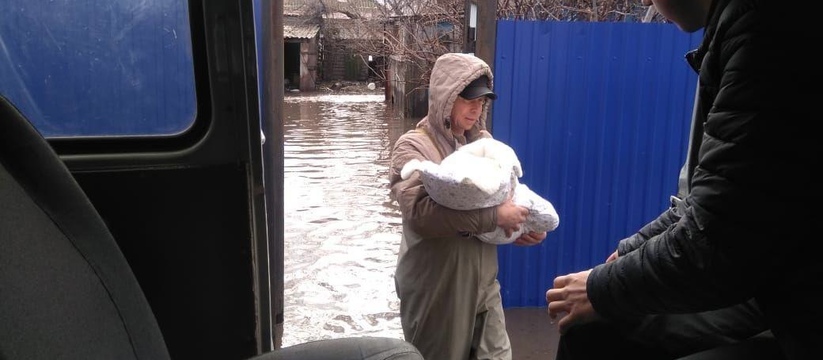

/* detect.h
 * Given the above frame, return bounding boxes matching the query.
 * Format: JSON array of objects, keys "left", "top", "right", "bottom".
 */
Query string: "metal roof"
[
  {"left": 284, "top": 0, "right": 384, "bottom": 18},
  {"left": 323, "top": 18, "right": 382, "bottom": 40},
  {"left": 284, "top": 22, "right": 320, "bottom": 39}
]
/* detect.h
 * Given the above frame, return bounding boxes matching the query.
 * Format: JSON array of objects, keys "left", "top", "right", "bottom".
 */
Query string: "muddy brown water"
[{"left": 281, "top": 92, "right": 417, "bottom": 346}]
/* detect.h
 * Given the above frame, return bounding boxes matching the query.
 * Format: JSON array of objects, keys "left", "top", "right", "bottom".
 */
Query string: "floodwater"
[{"left": 281, "top": 91, "right": 419, "bottom": 347}]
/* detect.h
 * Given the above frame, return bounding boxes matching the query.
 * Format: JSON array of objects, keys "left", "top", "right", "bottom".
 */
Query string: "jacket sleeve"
[
  {"left": 616, "top": 197, "right": 683, "bottom": 255},
  {"left": 589, "top": 3, "right": 817, "bottom": 318},
  {"left": 389, "top": 136, "right": 498, "bottom": 238}
]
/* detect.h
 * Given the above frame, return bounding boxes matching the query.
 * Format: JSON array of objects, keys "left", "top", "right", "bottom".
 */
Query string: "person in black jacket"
[{"left": 546, "top": 0, "right": 823, "bottom": 359}]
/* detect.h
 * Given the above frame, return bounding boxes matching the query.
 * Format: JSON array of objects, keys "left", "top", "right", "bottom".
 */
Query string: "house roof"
[
  {"left": 324, "top": 18, "right": 382, "bottom": 40},
  {"left": 284, "top": 0, "right": 315, "bottom": 17},
  {"left": 284, "top": 0, "right": 384, "bottom": 19},
  {"left": 284, "top": 23, "right": 320, "bottom": 39}
]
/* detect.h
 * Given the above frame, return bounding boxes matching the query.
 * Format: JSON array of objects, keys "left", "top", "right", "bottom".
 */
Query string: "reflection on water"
[{"left": 282, "top": 93, "right": 418, "bottom": 347}]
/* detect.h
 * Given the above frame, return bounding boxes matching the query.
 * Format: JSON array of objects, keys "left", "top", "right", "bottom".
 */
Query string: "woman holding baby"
[{"left": 388, "top": 52, "right": 547, "bottom": 360}]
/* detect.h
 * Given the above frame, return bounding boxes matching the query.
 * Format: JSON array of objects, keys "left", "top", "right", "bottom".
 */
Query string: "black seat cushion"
[{"left": 0, "top": 96, "right": 170, "bottom": 360}]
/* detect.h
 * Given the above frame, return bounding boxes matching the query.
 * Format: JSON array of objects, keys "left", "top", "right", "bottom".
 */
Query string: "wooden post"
[
  {"left": 261, "top": 0, "right": 284, "bottom": 351},
  {"left": 475, "top": 0, "right": 497, "bottom": 129},
  {"left": 475, "top": 0, "right": 496, "bottom": 71}
]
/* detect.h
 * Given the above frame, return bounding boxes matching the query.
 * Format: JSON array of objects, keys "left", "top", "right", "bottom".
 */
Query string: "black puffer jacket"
[{"left": 587, "top": 0, "right": 823, "bottom": 358}]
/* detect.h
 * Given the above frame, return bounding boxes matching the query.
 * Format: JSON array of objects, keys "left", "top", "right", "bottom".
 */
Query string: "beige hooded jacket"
[
  {"left": 389, "top": 53, "right": 511, "bottom": 360},
  {"left": 389, "top": 53, "right": 499, "bottom": 239}
]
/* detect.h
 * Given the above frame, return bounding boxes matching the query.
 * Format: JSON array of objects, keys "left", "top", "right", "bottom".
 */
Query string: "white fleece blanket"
[
  {"left": 475, "top": 183, "right": 559, "bottom": 244},
  {"left": 400, "top": 138, "right": 559, "bottom": 244}
]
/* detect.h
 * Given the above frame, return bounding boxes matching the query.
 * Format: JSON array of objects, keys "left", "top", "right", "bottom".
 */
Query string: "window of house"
[{"left": 436, "top": 21, "right": 456, "bottom": 52}]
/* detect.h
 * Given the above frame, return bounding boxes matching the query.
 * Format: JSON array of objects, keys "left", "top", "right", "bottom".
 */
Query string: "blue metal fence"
[{"left": 492, "top": 20, "right": 703, "bottom": 307}]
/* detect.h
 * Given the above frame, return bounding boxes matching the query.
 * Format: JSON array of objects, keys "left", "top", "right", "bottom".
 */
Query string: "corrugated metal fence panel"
[{"left": 492, "top": 20, "right": 703, "bottom": 307}]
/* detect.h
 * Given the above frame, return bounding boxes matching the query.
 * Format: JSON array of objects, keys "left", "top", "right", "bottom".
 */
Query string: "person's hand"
[
  {"left": 546, "top": 269, "right": 602, "bottom": 334},
  {"left": 513, "top": 231, "right": 546, "bottom": 246},
  {"left": 496, "top": 200, "right": 528, "bottom": 237},
  {"left": 606, "top": 249, "right": 619, "bottom": 263}
]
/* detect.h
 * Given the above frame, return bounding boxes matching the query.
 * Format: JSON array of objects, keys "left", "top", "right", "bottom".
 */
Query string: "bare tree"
[
  {"left": 496, "top": 0, "right": 656, "bottom": 22},
  {"left": 335, "top": 1, "right": 665, "bottom": 89}
]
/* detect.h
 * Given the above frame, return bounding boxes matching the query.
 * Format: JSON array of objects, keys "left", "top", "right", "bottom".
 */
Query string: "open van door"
[{"left": 0, "top": 0, "right": 284, "bottom": 357}]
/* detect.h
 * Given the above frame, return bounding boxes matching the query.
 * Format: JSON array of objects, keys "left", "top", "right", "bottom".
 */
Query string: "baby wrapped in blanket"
[{"left": 400, "top": 138, "right": 559, "bottom": 244}]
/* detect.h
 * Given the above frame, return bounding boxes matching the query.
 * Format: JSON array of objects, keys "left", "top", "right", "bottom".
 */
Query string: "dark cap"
[{"left": 459, "top": 75, "right": 497, "bottom": 100}]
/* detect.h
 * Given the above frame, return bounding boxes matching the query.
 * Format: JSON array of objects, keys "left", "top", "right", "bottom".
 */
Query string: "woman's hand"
[
  {"left": 514, "top": 231, "right": 546, "bottom": 246},
  {"left": 496, "top": 200, "right": 528, "bottom": 237}
]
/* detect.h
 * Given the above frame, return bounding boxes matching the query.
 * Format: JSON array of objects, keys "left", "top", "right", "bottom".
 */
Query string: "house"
[
  {"left": 381, "top": 0, "right": 467, "bottom": 117},
  {"left": 283, "top": 0, "right": 386, "bottom": 92},
  {"left": 284, "top": 16, "right": 320, "bottom": 91}
]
